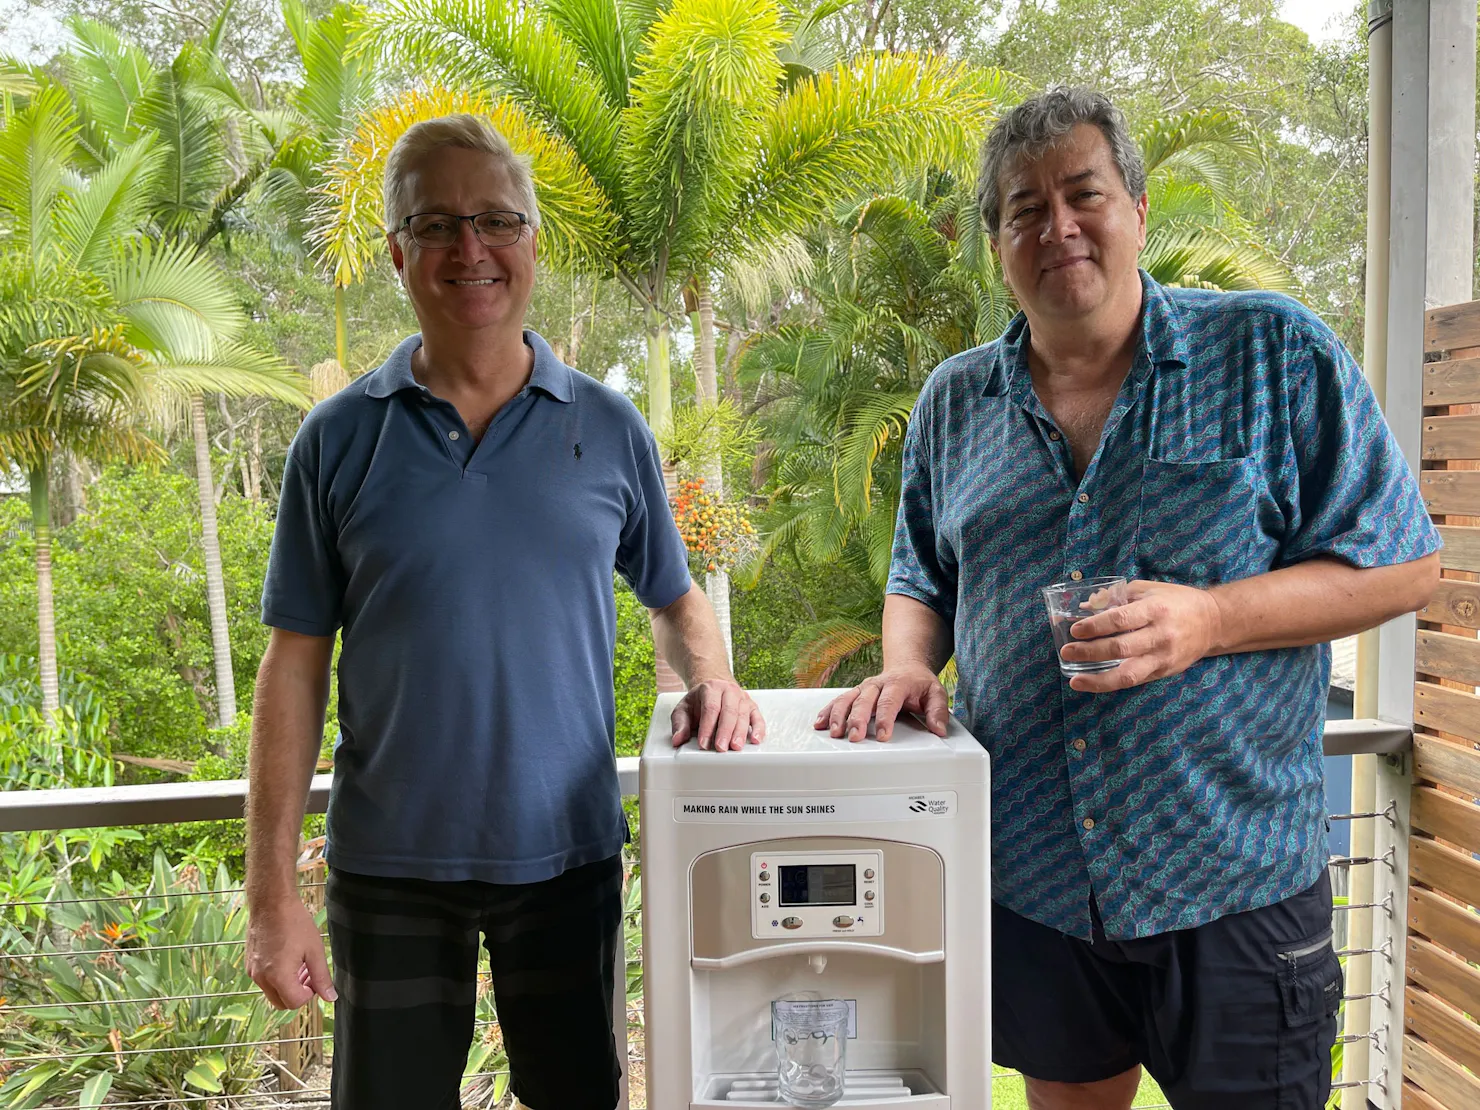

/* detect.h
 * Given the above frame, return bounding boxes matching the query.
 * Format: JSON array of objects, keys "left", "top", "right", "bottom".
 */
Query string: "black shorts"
[
  {"left": 326, "top": 855, "right": 624, "bottom": 1110},
  {"left": 992, "top": 870, "right": 1342, "bottom": 1109}
]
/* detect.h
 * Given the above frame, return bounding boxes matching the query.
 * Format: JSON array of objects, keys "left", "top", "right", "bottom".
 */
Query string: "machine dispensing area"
[{"left": 640, "top": 689, "right": 991, "bottom": 1108}]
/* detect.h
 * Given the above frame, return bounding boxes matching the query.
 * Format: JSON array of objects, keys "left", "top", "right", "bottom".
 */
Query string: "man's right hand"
[
  {"left": 246, "top": 896, "right": 337, "bottom": 1010},
  {"left": 813, "top": 666, "right": 951, "bottom": 743}
]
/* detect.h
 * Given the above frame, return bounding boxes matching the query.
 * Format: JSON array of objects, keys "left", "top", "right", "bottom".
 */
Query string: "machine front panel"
[{"left": 751, "top": 849, "right": 884, "bottom": 938}]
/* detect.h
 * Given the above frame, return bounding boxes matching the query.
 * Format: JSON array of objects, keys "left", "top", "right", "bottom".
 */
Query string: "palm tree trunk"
[
  {"left": 29, "top": 461, "right": 60, "bottom": 720},
  {"left": 644, "top": 305, "right": 685, "bottom": 694},
  {"left": 334, "top": 285, "right": 349, "bottom": 370},
  {"left": 694, "top": 276, "right": 733, "bottom": 668},
  {"left": 191, "top": 393, "right": 238, "bottom": 728}
]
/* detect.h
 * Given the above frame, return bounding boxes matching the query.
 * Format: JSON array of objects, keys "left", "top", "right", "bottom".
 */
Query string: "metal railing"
[{"left": 0, "top": 721, "right": 1410, "bottom": 1109}]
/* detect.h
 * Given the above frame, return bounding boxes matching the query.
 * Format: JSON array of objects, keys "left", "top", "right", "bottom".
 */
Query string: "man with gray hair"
[
  {"left": 244, "top": 113, "right": 764, "bottom": 1110},
  {"left": 818, "top": 87, "right": 1438, "bottom": 1107}
]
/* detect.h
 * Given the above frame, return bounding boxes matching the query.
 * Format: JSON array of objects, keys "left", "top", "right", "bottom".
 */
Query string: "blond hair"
[{"left": 382, "top": 114, "right": 541, "bottom": 232}]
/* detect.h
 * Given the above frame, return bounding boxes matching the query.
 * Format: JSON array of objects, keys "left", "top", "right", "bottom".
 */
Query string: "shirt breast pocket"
[{"left": 1137, "top": 457, "right": 1261, "bottom": 586}]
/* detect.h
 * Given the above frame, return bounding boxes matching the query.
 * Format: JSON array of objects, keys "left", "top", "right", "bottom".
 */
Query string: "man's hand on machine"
[
  {"left": 814, "top": 667, "right": 951, "bottom": 743},
  {"left": 671, "top": 678, "right": 766, "bottom": 751}
]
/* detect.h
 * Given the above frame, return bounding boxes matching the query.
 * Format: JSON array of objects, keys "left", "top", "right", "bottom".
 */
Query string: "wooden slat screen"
[{"left": 1407, "top": 300, "right": 1480, "bottom": 1109}]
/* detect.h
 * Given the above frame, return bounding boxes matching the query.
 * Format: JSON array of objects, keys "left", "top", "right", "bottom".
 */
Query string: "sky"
[{"left": 1, "top": 0, "right": 1357, "bottom": 63}]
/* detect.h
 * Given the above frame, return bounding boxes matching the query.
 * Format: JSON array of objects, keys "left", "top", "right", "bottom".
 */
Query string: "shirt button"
[
  {"left": 1049, "top": 430, "right": 1061, "bottom": 441},
  {"left": 1082, "top": 818, "right": 1095, "bottom": 831},
  {"left": 1077, "top": 492, "right": 1090, "bottom": 504},
  {"left": 1072, "top": 738, "right": 1087, "bottom": 752},
  {"left": 1070, "top": 570, "right": 1083, "bottom": 581},
  {"left": 448, "top": 430, "right": 460, "bottom": 441}
]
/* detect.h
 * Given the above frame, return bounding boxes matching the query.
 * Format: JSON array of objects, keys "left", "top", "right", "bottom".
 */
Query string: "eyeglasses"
[{"left": 399, "top": 210, "right": 529, "bottom": 249}]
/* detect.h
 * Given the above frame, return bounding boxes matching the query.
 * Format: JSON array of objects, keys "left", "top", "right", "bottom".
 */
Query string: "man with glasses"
[{"left": 245, "top": 114, "right": 763, "bottom": 1110}]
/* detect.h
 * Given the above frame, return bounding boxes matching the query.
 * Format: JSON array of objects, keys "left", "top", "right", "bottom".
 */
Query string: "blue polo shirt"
[
  {"left": 262, "top": 331, "right": 691, "bottom": 884},
  {"left": 888, "top": 272, "right": 1439, "bottom": 940}
]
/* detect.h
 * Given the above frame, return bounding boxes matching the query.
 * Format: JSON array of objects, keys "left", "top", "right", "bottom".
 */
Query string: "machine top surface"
[{"left": 642, "top": 688, "right": 975, "bottom": 761}]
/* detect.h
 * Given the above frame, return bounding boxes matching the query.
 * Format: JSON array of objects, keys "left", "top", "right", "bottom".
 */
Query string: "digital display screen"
[{"left": 779, "top": 864, "right": 856, "bottom": 907}]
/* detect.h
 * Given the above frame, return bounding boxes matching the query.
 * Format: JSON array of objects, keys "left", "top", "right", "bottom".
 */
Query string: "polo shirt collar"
[
  {"left": 992, "top": 269, "right": 1190, "bottom": 408},
  {"left": 363, "top": 330, "right": 574, "bottom": 403}
]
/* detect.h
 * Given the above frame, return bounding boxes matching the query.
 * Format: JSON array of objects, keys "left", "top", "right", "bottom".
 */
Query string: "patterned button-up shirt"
[{"left": 887, "top": 272, "right": 1439, "bottom": 939}]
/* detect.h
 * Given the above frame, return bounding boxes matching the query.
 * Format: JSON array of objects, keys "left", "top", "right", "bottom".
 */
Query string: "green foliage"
[
  {"left": 614, "top": 578, "right": 657, "bottom": 758},
  {"left": 0, "top": 852, "right": 295, "bottom": 1107},
  {"left": 0, "top": 466, "right": 275, "bottom": 760}
]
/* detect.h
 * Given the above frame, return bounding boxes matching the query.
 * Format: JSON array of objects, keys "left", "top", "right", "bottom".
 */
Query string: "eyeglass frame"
[{"left": 396, "top": 210, "right": 531, "bottom": 249}]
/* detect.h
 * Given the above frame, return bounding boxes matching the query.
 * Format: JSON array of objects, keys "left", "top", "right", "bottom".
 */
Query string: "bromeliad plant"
[{"left": 0, "top": 852, "right": 296, "bottom": 1107}]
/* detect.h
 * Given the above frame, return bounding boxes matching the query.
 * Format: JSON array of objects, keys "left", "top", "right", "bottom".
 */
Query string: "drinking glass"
[
  {"left": 1041, "top": 575, "right": 1128, "bottom": 676},
  {"left": 774, "top": 998, "right": 849, "bottom": 1107}
]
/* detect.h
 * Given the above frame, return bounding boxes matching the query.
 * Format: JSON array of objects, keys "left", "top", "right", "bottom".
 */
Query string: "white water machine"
[{"left": 640, "top": 689, "right": 991, "bottom": 1108}]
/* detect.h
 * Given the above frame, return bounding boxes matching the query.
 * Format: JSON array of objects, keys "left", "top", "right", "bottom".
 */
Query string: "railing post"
[{"left": 1366, "top": 751, "right": 1413, "bottom": 1109}]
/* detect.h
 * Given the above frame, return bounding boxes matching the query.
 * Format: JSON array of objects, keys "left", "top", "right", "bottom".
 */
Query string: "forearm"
[
  {"left": 649, "top": 582, "right": 733, "bottom": 688},
  {"left": 1207, "top": 552, "right": 1440, "bottom": 656},
  {"left": 882, "top": 593, "right": 954, "bottom": 674},
  {"left": 245, "top": 634, "right": 332, "bottom": 906}
]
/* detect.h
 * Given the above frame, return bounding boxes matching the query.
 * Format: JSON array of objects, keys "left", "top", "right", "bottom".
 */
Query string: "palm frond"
[
  {"left": 62, "top": 17, "right": 158, "bottom": 160},
  {"left": 355, "top": 0, "right": 623, "bottom": 199},
  {"left": 723, "top": 232, "right": 813, "bottom": 317},
  {"left": 1140, "top": 225, "right": 1297, "bottom": 295},
  {"left": 730, "top": 55, "right": 1015, "bottom": 258},
  {"left": 1136, "top": 108, "right": 1262, "bottom": 194},
  {"left": 104, "top": 239, "right": 246, "bottom": 359},
  {"left": 314, "top": 87, "right": 620, "bottom": 285},
  {"left": 133, "top": 64, "right": 230, "bottom": 238},
  {"left": 55, "top": 133, "right": 164, "bottom": 272},
  {"left": 833, "top": 389, "right": 915, "bottom": 516},
  {"left": 0, "top": 58, "right": 40, "bottom": 99},
  {"left": 0, "top": 85, "right": 80, "bottom": 262},
  {"left": 620, "top": 0, "right": 785, "bottom": 273},
  {"left": 791, "top": 617, "right": 880, "bottom": 687},
  {"left": 541, "top": 0, "right": 634, "bottom": 109},
  {"left": 146, "top": 341, "right": 311, "bottom": 407},
  {"left": 285, "top": 0, "right": 375, "bottom": 141}
]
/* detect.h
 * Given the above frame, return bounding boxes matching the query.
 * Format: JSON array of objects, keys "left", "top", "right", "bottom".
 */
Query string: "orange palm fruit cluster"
[{"left": 670, "top": 477, "right": 757, "bottom": 573}]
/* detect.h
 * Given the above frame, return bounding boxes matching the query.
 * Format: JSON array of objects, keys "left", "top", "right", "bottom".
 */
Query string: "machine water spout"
[{"left": 809, "top": 953, "right": 828, "bottom": 975}]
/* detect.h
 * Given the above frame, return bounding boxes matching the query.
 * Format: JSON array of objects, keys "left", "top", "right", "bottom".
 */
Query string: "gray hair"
[
  {"left": 383, "top": 114, "right": 541, "bottom": 232},
  {"left": 976, "top": 86, "right": 1146, "bottom": 236}
]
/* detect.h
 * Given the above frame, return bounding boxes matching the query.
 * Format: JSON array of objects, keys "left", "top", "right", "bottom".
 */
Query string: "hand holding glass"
[{"left": 1041, "top": 576, "right": 1128, "bottom": 676}]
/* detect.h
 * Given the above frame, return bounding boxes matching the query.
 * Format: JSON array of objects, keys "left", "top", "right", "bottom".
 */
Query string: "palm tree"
[
  {"left": 0, "top": 86, "right": 306, "bottom": 718},
  {"left": 742, "top": 108, "right": 1297, "bottom": 684},
  {"left": 60, "top": 15, "right": 313, "bottom": 727},
  {"left": 316, "top": 0, "right": 1012, "bottom": 683}
]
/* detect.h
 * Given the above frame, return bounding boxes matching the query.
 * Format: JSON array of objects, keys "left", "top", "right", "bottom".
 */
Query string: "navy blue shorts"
[{"left": 992, "top": 870, "right": 1341, "bottom": 1108}]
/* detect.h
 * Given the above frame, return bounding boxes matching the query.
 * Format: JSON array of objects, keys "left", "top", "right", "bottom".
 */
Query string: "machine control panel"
[{"left": 751, "top": 850, "right": 884, "bottom": 939}]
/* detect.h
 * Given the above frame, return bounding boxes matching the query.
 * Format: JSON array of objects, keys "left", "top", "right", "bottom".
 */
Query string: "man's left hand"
[
  {"left": 1058, "top": 580, "right": 1223, "bottom": 693},
  {"left": 671, "top": 679, "right": 766, "bottom": 751}
]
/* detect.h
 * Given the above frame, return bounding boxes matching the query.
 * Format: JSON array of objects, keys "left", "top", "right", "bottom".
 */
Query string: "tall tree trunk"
[
  {"left": 334, "top": 285, "right": 349, "bottom": 370},
  {"left": 644, "top": 306, "right": 685, "bottom": 694},
  {"left": 246, "top": 412, "right": 263, "bottom": 503},
  {"left": 192, "top": 393, "right": 238, "bottom": 728},
  {"left": 693, "top": 276, "right": 733, "bottom": 668},
  {"left": 29, "top": 461, "right": 60, "bottom": 719}
]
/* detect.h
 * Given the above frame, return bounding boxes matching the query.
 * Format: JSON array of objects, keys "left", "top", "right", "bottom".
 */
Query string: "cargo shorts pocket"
[{"left": 1275, "top": 930, "right": 1342, "bottom": 1108}]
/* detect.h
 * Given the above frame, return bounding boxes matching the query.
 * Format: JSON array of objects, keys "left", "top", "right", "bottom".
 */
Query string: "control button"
[
  {"left": 1082, "top": 817, "right": 1096, "bottom": 831},
  {"left": 448, "top": 430, "right": 460, "bottom": 441},
  {"left": 1069, "top": 570, "right": 1084, "bottom": 581},
  {"left": 781, "top": 917, "right": 803, "bottom": 930},
  {"left": 863, "top": 868, "right": 875, "bottom": 880},
  {"left": 759, "top": 870, "right": 770, "bottom": 882},
  {"left": 759, "top": 893, "right": 771, "bottom": 904},
  {"left": 864, "top": 891, "right": 876, "bottom": 902},
  {"left": 1071, "top": 738, "right": 1086, "bottom": 752},
  {"left": 833, "top": 916, "right": 854, "bottom": 928}
]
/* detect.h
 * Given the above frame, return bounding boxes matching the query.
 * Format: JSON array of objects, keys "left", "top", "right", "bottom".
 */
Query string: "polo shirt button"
[
  {"left": 1082, "top": 817, "right": 1095, "bottom": 831},
  {"left": 1077, "top": 492, "right": 1090, "bottom": 504},
  {"left": 1072, "top": 738, "right": 1086, "bottom": 752},
  {"left": 1070, "top": 570, "right": 1083, "bottom": 581},
  {"left": 448, "top": 430, "right": 460, "bottom": 441}
]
